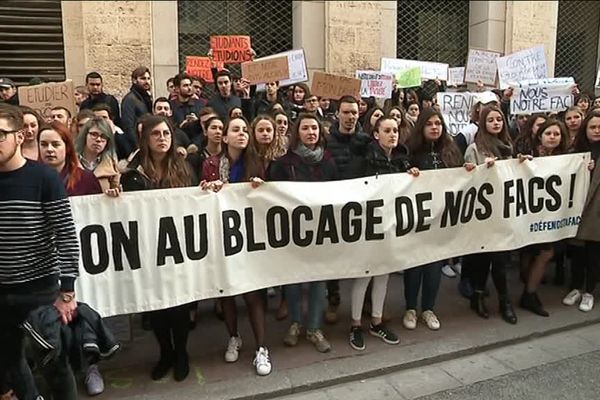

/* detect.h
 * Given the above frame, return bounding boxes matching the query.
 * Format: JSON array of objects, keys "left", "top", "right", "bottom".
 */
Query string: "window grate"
[{"left": 555, "top": 0, "right": 600, "bottom": 92}]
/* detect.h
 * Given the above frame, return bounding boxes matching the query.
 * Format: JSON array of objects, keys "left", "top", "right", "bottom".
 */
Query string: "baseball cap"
[
  {"left": 0, "top": 78, "right": 15, "bottom": 88},
  {"left": 476, "top": 91, "right": 498, "bottom": 105}
]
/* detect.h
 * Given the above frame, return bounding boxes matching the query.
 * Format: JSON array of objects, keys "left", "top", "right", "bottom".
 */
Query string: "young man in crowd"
[
  {"left": 121, "top": 66, "right": 153, "bottom": 149},
  {"left": 191, "top": 76, "right": 208, "bottom": 105},
  {"left": 0, "top": 104, "right": 80, "bottom": 399},
  {"left": 170, "top": 73, "right": 204, "bottom": 144},
  {"left": 208, "top": 70, "right": 241, "bottom": 119},
  {"left": 0, "top": 78, "right": 19, "bottom": 106},
  {"left": 80, "top": 72, "right": 121, "bottom": 126},
  {"left": 50, "top": 106, "right": 72, "bottom": 129}
]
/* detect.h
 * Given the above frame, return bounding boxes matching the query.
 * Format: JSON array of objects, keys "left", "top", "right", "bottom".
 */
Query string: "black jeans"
[
  {"left": 404, "top": 262, "right": 443, "bottom": 311},
  {"left": 0, "top": 283, "right": 76, "bottom": 400},
  {"left": 571, "top": 242, "right": 600, "bottom": 293},
  {"left": 464, "top": 252, "right": 509, "bottom": 297},
  {"left": 148, "top": 304, "right": 191, "bottom": 361}
]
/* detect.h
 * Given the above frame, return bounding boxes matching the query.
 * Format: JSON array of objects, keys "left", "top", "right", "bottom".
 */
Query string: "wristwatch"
[{"left": 61, "top": 292, "right": 75, "bottom": 303}]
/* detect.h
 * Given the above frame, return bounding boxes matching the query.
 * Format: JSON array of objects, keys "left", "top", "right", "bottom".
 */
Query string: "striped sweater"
[{"left": 0, "top": 160, "right": 79, "bottom": 292}]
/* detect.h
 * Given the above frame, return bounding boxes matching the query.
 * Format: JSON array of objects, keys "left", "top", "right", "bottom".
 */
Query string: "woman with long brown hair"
[
  {"left": 120, "top": 115, "right": 194, "bottom": 382},
  {"left": 20, "top": 106, "right": 44, "bottom": 160}
]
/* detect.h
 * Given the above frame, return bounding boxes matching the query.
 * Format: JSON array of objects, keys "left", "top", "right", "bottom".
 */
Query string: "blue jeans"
[
  {"left": 285, "top": 281, "right": 326, "bottom": 331},
  {"left": 403, "top": 261, "right": 443, "bottom": 311}
]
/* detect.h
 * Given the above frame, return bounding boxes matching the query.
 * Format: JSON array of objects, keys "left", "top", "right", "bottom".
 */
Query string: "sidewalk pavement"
[{"left": 87, "top": 266, "right": 600, "bottom": 400}]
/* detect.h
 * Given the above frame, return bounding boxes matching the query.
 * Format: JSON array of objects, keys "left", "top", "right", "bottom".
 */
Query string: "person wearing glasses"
[{"left": 74, "top": 117, "right": 121, "bottom": 192}]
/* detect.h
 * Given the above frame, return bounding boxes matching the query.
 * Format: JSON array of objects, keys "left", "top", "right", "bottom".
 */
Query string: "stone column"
[
  {"left": 469, "top": 1, "right": 506, "bottom": 53},
  {"left": 151, "top": 1, "right": 179, "bottom": 99},
  {"left": 292, "top": 1, "right": 326, "bottom": 82}
]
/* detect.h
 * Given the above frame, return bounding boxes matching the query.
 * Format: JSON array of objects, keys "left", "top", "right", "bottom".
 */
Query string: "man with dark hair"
[
  {"left": 80, "top": 72, "right": 121, "bottom": 126},
  {"left": 166, "top": 77, "right": 175, "bottom": 97},
  {"left": 170, "top": 73, "right": 204, "bottom": 144},
  {"left": 0, "top": 78, "right": 18, "bottom": 105},
  {"left": 153, "top": 97, "right": 192, "bottom": 150},
  {"left": 190, "top": 76, "right": 208, "bottom": 106},
  {"left": 121, "top": 66, "right": 152, "bottom": 148},
  {"left": 50, "top": 106, "right": 72, "bottom": 129},
  {"left": 324, "top": 95, "right": 369, "bottom": 324},
  {"left": 207, "top": 70, "right": 241, "bottom": 119},
  {"left": 0, "top": 104, "right": 80, "bottom": 399}
]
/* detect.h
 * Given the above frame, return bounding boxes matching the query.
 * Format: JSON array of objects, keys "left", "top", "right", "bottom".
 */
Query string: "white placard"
[
  {"left": 510, "top": 77, "right": 575, "bottom": 115},
  {"left": 256, "top": 49, "right": 308, "bottom": 90},
  {"left": 381, "top": 58, "right": 449, "bottom": 81},
  {"left": 355, "top": 70, "right": 394, "bottom": 98},
  {"left": 448, "top": 67, "right": 465, "bottom": 87},
  {"left": 436, "top": 92, "right": 477, "bottom": 135},
  {"left": 496, "top": 45, "right": 548, "bottom": 89},
  {"left": 72, "top": 155, "right": 589, "bottom": 316},
  {"left": 464, "top": 49, "right": 502, "bottom": 86}
]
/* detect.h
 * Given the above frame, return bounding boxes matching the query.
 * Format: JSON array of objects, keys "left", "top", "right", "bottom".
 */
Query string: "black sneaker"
[
  {"left": 369, "top": 323, "right": 400, "bottom": 345},
  {"left": 349, "top": 326, "right": 365, "bottom": 351}
]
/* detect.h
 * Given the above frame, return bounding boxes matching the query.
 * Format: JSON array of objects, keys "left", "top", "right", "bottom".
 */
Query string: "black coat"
[
  {"left": 80, "top": 93, "right": 121, "bottom": 126},
  {"left": 268, "top": 150, "right": 338, "bottom": 182},
  {"left": 349, "top": 141, "right": 411, "bottom": 178},
  {"left": 326, "top": 123, "right": 370, "bottom": 180},
  {"left": 121, "top": 84, "right": 152, "bottom": 147}
]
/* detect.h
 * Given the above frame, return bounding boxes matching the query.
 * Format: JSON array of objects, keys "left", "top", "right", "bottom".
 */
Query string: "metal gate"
[
  {"left": 0, "top": 0, "right": 65, "bottom": 86},
  {"left": 177, "top": 0, "right": 293, "bottom": 77},
  {"left": 396, "top": 0, "right": 470, "bottom": 67},
  {"left": 555, "top": 0, "right": 600, "bottom": 92}
]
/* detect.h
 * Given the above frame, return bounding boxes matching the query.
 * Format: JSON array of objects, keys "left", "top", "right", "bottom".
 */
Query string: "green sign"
[{"left": 396, "top": 67, "right": 422, "bottom": 88}]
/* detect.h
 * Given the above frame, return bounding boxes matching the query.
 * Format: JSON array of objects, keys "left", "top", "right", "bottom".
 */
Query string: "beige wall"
[
  {"left": 469, "top": 1, "right": 506, "bottom": 53},
  {"left": 325, "top": 1, "right": 397, "bottom": 77},
  {"left": 505, "top": 1, "right": 559, "bottom": 76},
  {"left": 62, "top": 1, "right": 153, "bottom": 99}
]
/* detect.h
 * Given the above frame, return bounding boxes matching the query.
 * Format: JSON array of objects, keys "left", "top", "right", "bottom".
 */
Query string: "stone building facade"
[{"left": 56, "top": 0, "right": 599, "bottom": 99}]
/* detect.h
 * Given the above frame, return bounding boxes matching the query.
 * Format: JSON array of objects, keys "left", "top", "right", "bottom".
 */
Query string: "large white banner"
[
  {"left": 72, "top": 154, "right": 590, "bottom": 317},
  {"left": 510, "top": 77, "right": 574, "bottom": 115}
]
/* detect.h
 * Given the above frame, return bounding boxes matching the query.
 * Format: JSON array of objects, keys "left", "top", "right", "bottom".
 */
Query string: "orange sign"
[
  {"left": 185, "top": 56, "right": 224, "bottom": 83},
  {"left": 210, "top": 35, "right": 252, "bottom": 64}
]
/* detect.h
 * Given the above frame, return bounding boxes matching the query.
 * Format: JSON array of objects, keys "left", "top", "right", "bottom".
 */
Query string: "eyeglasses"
[
  {"left": 0, "top": 128, "right": 20, "bottom": 142},
  {"left": 87, "top": 131, "right": 107, "bottom": 141}
]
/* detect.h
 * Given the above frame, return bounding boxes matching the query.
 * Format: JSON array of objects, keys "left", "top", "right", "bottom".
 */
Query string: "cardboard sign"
[
  {"left": 185, "top": 56, "right": 225, "bottom": 83},
  {"left": 210, "top": 35, "right": 252, "bottom": 64},
  {"left": 256, "top": 49, "right": 308, "bottom": 90},
  {"left": 464, "top": 49, "right": 502, "bottom": 86},
  {"left": 436, "top": 92, "right": 476, "bottom": 135},
  {"left": 241, "top": 56, "right": 290, "bottom": 85},
  {"left": 381, "top": 58, "right": 449, "bottom": 81},
  {"left": 18, "top": 80, "right": 75, "bottom": 121},
  {"left": 496, "top": 45, "right": 548, "bottom": 89},
  {"left": 355, "top": 70, "right": 393, "bottom": 98},
  {"left": 395, "top": 67, "right": 422, "bottom": 88},
  {"left": 311, "top": 71, "right": 361, "bottom": 100},
  {"left": 448, "top": 67, "right": 465, "bottom": 86},
  {"left": 510, "top": 77, "right": 574, "bottom": 115}
]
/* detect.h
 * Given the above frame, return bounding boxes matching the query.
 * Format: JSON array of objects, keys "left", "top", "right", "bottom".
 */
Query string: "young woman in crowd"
[
  {"left": 513, "top": 113, "right": 547, "bottom": 156},
  {"left": 268, "top": 113, "right": 338, "bottom": 353},
  {"left": 592, "top": 96, "right": 600, "bottom": 110},
  {"left": 358, "top": 97, "right": 374, "bottom": 127},
  {"left": 463, "top": 105, "right": 519, "bottom": 324},
  {"left": 346, "top": 116, "right": 418, "bottom": 350},
  {"left": 75, "top": 117, "right": 121, "bottom": 192},
  {"left": 20, "top": 106, "right": 43, "bottom": 160},
  {"left": 120, "top": 115, "right": 195, "bottom": 382},
  {"left": 576, "top": 94, "right": 591, "bottom": 115},
  {"left": 567, "top": 111, "right": 600, "bottom": 312},
  {"left": 201, "top": 116, "right": 272, "bottom": 376},
  {"left": 201, "top": 116, "right": 224, "bottom": 159},
  {"left": 564, "top": 106, "right": 585, "bottom": 146},
  {"left": 229, "top": 106, "right": 244, "bottom": 120},
  {"left": 406, "top": 101, "right": 420, "bottom": 126},
  {"left": 287, "top": 83, "right": 309, "bottom": 121},
  {"left": 273, "top": 110, "right": 290, "bottom": 150},
  {"left": 388, "top": 106, "right": 413, "bottom": 144},
  {"left": 362, "top": 106, "right": 385, "bottom": 136},
  {"left": 38, "top": 122, "right": 119, "bottom": 395},
  {"left": 518, "top": 119, "right": 569, "bottom": 317},
  {"left": 402, "top": 108, "right": 464, "bottom": 330}
]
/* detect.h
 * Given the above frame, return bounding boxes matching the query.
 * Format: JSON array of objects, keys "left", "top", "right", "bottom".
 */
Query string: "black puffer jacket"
[
  {"left": 326, "top": 123, "right": 370, "bottom": 180},
  {"left": 349, "top": 141, "right": 411, "bottom": 178}
]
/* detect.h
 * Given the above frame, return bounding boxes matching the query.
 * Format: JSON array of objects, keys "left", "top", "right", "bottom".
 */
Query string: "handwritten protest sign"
[
  {"left": 381, "top": 58, "right": 448, "bottom": 81},
  {"left": 311, "top": 71, "right": 361, "bottom": 100},
  {"left": 18, "top": 80, "right": 75, "bottom": 121},
  {"left": 448, "top": 67, "right": 465, "bottom": 86},
  {"left": 256, "top": 49, "right": 308, "bottom": 90},
  {"left": 210, "top": 35, "right": 252, "bottom": 64},
  {"left": 436, "top": 92, "right": 476, "bottom": 135},
  {"left": 395, "top": 67, "right": 422, "bottom": 88},
  {"left": 496, "top": 45, "right": 548, "bottom": 89},
  {"left": 510, "top": 77, "right": 574, "bottom": 115},
  {"left": 355, "top": 70, "right": 393, "bottom": 98},
  {"left": 241, "top": 56, "right": 290, "bottom": 85},
  {"left": 464, "top": 49, "right": 501, "bottom": 86},
  {"left": 185, "top": 56, "right": 224, "bottom": 83}
]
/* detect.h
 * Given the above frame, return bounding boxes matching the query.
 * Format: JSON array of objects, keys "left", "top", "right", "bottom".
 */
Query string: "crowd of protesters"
[{"left": 1, "top": 55, "right": 599, "bottom": 399}]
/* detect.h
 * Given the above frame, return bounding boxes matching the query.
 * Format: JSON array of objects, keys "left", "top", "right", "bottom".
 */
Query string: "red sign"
[
  {"left": 210, "top": 35, "right": 253, "bottom": 64},
  {"left": 185, "top": 56, "right": 224, "bottom": 83}
]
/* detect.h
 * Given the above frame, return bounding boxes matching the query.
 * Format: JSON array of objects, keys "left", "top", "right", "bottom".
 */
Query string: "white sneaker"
[
  {"left": 403, "top": 309, "right": 417, "bottom": 330},
  {"left": 562, "top": 289, "right": 582, "bottom": 306},
  {"left": 441, "top": 265, "right": 457, "bottom": 278},
  {"left": 253, "top": 346, "right": 272, "bottom": 376},
  {"left": 224, "top": 335, "right": 242, "bottom": 362},
  {"left": 452, "top": 262, "right": 462, "bottom": 275},
  {"left": 579, "top": 293, "right": 594, "bottom": 312},
  {"left": 422, "top": 310, "right": 441, "bottom": 330}
]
